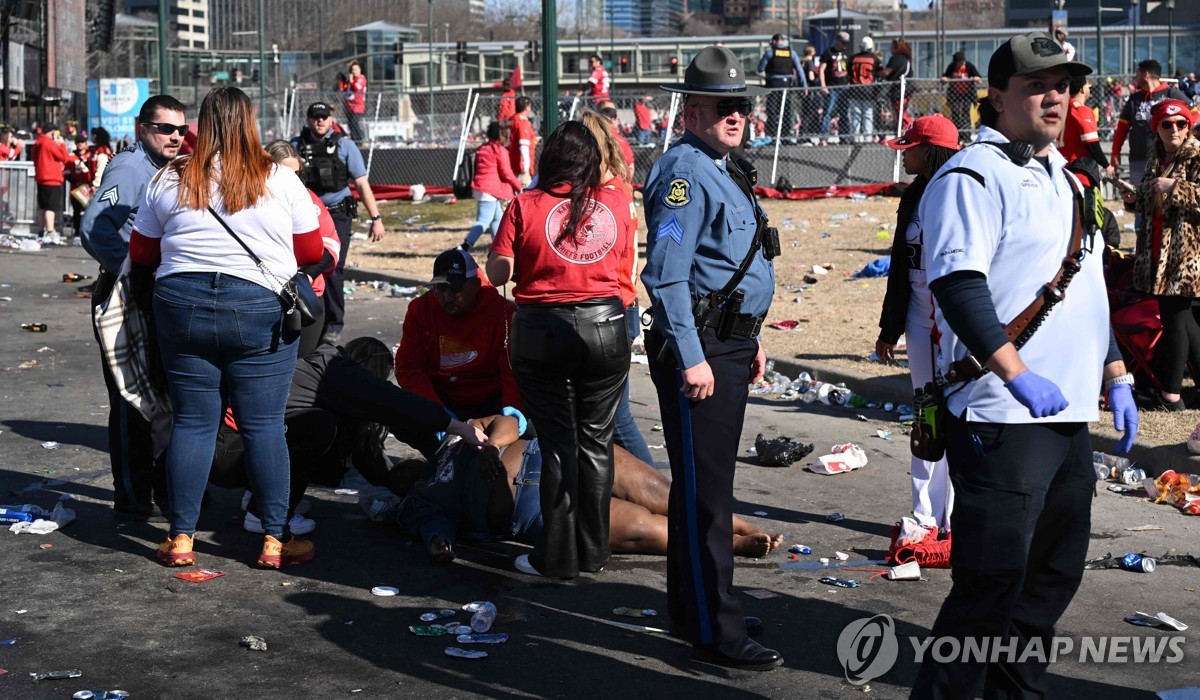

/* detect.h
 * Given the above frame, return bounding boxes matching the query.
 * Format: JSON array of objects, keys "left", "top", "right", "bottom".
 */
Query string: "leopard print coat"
[{"left": 1132, "top": 135, "right": 1200, "bottom": 298}]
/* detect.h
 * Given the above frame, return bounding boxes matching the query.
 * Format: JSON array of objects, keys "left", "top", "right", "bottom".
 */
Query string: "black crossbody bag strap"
[{"left": 205, "top": 206, "right": 290, "bottom": 299}]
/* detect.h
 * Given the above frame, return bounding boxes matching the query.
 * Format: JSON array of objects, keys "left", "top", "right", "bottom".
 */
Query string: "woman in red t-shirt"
[{"left": 487, "top": 121, "right": 633, "bottom": 580}]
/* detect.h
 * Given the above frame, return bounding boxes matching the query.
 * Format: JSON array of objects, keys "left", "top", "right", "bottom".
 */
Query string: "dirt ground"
[{"left": 357, "top": 192, "right": 1197, "bottom": 450}]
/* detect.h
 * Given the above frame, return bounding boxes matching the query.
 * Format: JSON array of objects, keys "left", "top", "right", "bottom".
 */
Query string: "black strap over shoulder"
[{"left": 715, "top": 158, "right": 768, "bottom": 301}]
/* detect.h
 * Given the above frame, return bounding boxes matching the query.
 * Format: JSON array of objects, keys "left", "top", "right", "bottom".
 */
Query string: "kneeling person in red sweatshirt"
[{"left": 396, "top": 248, "right": 525, "bottom": 427}]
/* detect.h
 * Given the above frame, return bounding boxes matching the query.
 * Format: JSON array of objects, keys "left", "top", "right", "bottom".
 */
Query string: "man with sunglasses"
[
  {"left": 292, "top": 101, "right": 386, "bottom": 345},
  {"left": 80, "top": 93, "right": 188, "bottom": 521},
  {"left": 641, "top": 46, "right": 779, "bottom": 671}
]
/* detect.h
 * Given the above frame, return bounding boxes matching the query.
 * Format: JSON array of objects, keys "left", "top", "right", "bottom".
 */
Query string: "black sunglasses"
[
  {"left": 714, "top": 98, "right": 754, "bottom": 118},
  {"left": 143, "top": 122, "right": 189, "bottom": 136}
]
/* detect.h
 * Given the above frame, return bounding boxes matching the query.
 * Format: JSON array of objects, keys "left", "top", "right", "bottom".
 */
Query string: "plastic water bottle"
[{"left": 469, "top": 602, "right": 497, "bottom": 633}]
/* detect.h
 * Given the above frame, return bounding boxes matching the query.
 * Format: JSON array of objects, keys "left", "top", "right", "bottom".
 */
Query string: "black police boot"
[{"left": 696, "top": 637, "right": 784, "bottom": 671}]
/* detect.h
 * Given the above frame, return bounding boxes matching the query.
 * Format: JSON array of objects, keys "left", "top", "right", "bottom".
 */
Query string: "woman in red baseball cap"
[
  {"left": 1123, "top": 98, "right": 1200, "bottom": 413},
  {"left": 876, "top": 114, "right": 961, "bottom": 554}
]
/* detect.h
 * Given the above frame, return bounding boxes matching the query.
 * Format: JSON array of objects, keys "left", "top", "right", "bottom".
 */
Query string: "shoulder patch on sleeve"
[
  {"left": 663, "top": 178, "right": 691, "bottom": 208},
  {"left": 656, "top": 213, "right": 685, "bottom": 245},
  {"left": 98, "top": 186, "right": 120, "bottom": 206}
]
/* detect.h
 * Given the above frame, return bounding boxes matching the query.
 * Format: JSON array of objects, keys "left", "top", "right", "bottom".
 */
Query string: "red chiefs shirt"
[
  {"left": 613, "top": 127, "right": 635, "bottom": 172},
  {"left": 603, "top": 176, "right": 638, "bottom": 307},
  {"left": 1060, "top": 99, "right": 1100, "bottom": 164},
  {"left": 508, "top": 113, "right": 537, "bottom": 175},
  {"left": 32, "top": 134, "right": 69, "bottom": 185},
  {"left": 493, "top": 184, "right": 632, "bottom": 305},
  {"left": 589, "top": 65, "right": 611, "bottom": 99},
  {"left": 394, "top": 285, "right": 522, "bottom": 412},
  {"left": 346, "top": 74, "right": 367, "bottom": 114},
  {"left": 634, "top": 102, "right": 652, "bottom": 130},
  {"left": 63, "top": 152, "right": 91, "bottom": 186},
  {"left": 497, "top": 90, "right": 516, "bottom": 124}
]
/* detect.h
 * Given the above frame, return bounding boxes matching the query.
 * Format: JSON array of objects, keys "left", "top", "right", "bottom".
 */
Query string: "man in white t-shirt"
[{"left": 911, "top": 32, "right": 1139, "bottom": 698}]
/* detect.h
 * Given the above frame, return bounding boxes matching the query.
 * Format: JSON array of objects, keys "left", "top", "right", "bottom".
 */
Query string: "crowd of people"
[{"left": 20, "top": 23, "right": 1196, "bottom": 693}]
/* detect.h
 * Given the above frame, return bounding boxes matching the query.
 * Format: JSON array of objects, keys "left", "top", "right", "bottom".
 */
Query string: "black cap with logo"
[
  {"left": 306, "top": 102, "right": 333, "bottom": 119},
  {"left": 988, "top": 31, "right": 1091, "bottom": 85},
  {"left": 429, "top": 249, "right": 480, "bottom": 290}
]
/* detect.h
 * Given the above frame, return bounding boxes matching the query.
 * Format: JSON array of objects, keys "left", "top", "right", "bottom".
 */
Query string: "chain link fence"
[{"left": 272, "top": 76, "right": 1146, "bottom": 192}]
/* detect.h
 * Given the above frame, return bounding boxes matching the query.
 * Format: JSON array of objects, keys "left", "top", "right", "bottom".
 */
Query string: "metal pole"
[
  {"left": 770, "top": 88, "right": 786, "bottom": 187},
  {"left": 1096, "top": 0, "right": 1102, "bottom": 74},
  {"left": 158, "top": 0, "right": 169, "bottom": 93},
  {"left": 258, "top": 0, "right": 266, "bottom": 137},
  {"left": 1130, "top": 0, "right": 1139, "bottom": 72},
  {"left": 428, "top": 0, "right": 433, "bottom": 142},
  {"left": 366, "top": 93, "right": 382, "bottom": 175},
  {"left": 2, "top": 17, "right": 10, "bottom": 124},
  {"left": 786, "top": 0, "right": 792, "bottom": 42},
  {"left": 900, "top": 3, "right": 906, "bottom": 41},
  {"left": 662, "top": 91, "right": 679, "bottom": 154},
  {"left": 1167, "top": 1, "right": 1175, "bottom": 76},
  {"left": 318, "top": 2, "right": 326, "bottom": 87},
  {"left": 893, "top": 76, "right": 907, "bottom": 182},
  {"left": 609, "top": 3, "right": 614, "bottom": 71},
  {"left": 541, "top": 0, "right": 559, "bottom": 134}
]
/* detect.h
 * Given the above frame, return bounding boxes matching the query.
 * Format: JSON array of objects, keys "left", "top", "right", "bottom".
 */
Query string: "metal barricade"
[{"left": 0, "top": 161, "right": 38, "bottom": 236}]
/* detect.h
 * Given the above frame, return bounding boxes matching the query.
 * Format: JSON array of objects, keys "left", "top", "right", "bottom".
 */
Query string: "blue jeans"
[
  {"left": 612, "top": 305, "right": 654, "bottom": 465},
  {"left": 464, "top": 195, "right": 503, "bottom": 248},
  {"left": 636, "top": 129, "right": 653, "bottom": 144},
  {"left": 154, "top": 272, "right": 298, "bottom": 538},
  {"left": 848, "top": 99, "right": 874, "bottom": 141},
  {"left": 822, "top": 90, "right": 842, "bottom": 134}
]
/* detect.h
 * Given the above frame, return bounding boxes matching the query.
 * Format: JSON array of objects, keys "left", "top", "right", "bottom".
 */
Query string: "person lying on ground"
[{"left": 365, "top": 415, "right": 784, "bottom": 563}]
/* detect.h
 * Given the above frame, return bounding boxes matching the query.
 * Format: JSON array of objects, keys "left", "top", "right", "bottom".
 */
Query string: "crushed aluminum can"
[
  {"left": 1121, "top": 553, "right": 1156, "bottom": 573},
  {"left": 819, "top": 576, "right": 858, "bottom": 588},
  {"left": 613, "top": 607, "right": 657, "bottom": 618},
  {"left": 444, "top": 646, "right": 488, "bottom": 659},
  {"left": 456, "top": 633, "right": 509, "bottom": 644},
  {"left": 789, "top": 544, "right": 812, "bottom": 555},
  {"left": 419, "top": 608, "right": 457, "bottom": 622},
  {"left": 1107, "top": 484, "right": 1140, "bottom": 494},
  {"left": 826, "top": 513, "right": 845, "bottom": 523}
]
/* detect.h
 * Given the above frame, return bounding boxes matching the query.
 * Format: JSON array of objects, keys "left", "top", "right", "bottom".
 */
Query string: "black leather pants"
[{"left": 510, "top": 297, "right": 630, "bottom": 578}]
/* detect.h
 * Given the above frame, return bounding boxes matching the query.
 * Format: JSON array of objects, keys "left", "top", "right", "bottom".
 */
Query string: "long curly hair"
[{"left": 535, "top": 120, "right": 602, "bottom": 246}]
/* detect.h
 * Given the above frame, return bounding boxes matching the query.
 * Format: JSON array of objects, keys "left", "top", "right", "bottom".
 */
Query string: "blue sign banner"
[{"left": 86, "top": 78, "right": 150, "bottom": 141}]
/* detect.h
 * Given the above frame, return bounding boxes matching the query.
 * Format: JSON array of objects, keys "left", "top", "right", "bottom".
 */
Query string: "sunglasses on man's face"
[
  {"left": 1159, "top": 119, "right": 1190, "bottom": 132},
  {"left": 700, "top": 98, "right": 754, "bottom": 118},
  {"left": 143, "top": 122, "right": 188, "bottom": 136}
]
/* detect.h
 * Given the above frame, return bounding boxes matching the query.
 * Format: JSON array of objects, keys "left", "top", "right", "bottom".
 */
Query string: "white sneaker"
[
  {"left": 1188, "top": 423, "right": 1200, "bottom": 455},
  {"left": 243, "top": 512, "right": 316, "bottom": 535},
  {"left": 359, "top": 494, "right": 403, "bottom": 522},
  {"left": 242, "top": 490, "right": 310, "bottom": 516}
]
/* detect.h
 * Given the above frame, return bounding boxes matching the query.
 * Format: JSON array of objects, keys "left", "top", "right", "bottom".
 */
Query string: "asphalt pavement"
[{"left": 0, "top": 245, "right": 1196, "bottom": 699}]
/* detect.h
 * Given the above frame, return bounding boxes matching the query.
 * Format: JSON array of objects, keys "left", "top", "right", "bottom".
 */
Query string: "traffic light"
[
  {"left": 669, "top": 56, "right": 679, "bottom": 74},
  {"left": 620, "top": 56, "right": 629, "bottom": 73},
  {"left": 251, "top": 68, "right": 260, "bottom": 82},
  {"left": 394, "top": 42, "right": 404, "bottom": 65},
  {"left": 456, "top": 41, "right": 467, "bottom": 64}
]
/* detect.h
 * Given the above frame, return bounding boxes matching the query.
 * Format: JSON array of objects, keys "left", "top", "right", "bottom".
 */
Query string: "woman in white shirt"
[{"left": 129, "top": 86, "right": 323, "bottom": 569}]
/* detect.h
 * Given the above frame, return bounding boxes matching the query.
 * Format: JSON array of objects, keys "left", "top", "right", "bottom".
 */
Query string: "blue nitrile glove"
[
  {"left": 1108, "top": 384, "right": 1139, "bottom": 454},
  {"left": 1005, "top": 370, "right": 1069, "bottom": 418},
  {"left": 502, "top": 406, "right": 528, "bottom": 437}
]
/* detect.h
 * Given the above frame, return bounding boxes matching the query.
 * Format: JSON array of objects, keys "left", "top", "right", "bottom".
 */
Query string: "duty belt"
[{"left": 698, "top": 307, "right": 764, "bottom": 340}]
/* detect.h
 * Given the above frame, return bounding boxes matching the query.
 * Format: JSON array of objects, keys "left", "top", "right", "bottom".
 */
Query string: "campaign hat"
[{"left": 661, "top": 46, "right": 767, "bottom": 97}]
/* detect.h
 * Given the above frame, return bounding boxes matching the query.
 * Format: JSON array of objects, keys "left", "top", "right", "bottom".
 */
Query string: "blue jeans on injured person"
[
  {"left": 153, "top": 272, "right": 298, "bottom": 539},
  {"left": 463, "top": 191, "right": 503, "bottom": 248},
  {"left": 613, "top": 304, "right": 654, "bottom": 465}
]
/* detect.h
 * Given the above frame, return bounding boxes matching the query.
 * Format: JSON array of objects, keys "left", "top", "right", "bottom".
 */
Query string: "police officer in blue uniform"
[
  {"left": 757, "top": 34, "right": 807, "bottom": 141},
  {"left": 291, "top": 102, "right": 387, "bottom": 343},
  {"left": 80, "top": 94, "right": 188, "bottom": 519},
  {"left": 642, "top": 46, "right": 781, "bottom": 671}
]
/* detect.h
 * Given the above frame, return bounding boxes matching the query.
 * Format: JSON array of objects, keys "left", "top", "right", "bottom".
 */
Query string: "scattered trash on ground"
[
  {"left": 1146, "top": 471, "right": 1200, "bottom": 515},
  {"left": 463, "top": 601, "right": 496, "bottom": 633},
  {"left": 809, "top": 444, "right": 868, "bottom": 475},
  {"left": 613, "top": 608, "right": 656, "bottom": 618},
  {"left": 370, "top": 586, "right": 399, "bottom": 597},
  {"left": 886, "top": 561, "right": 922, "bottom": 581},
  {"left": 21, "top": 323, "right": 47, "bottom": 332},
  {"left": 409, "top": 625, "right": 448, "bottom": 637},
  {"left": 1124, "top": 611, "right": 1187, "bottom": 631},
  {"left": 5, "top": 501, "right": 75, "bottom": 534},
  {"left": 826, "top": 513, "right": 845, "bottom": 522},
  {"left": 789, "top": 544, "right": 812, "bottom": 555},
  {"left": 753, "top": 511, "right": 769, "bottom": 517},
  {"left": 457, "top": 633, "right": 508, "bottom": 644},
  {"left": 819, "top": 576, "right": 859, "bottom": 588},
  {"left": 239, "top": 635, "right": 268, "bottom": 651},
  {"left": 30, "top": 669, "right": 82, "bottom": 681},
  {"left": 834, "top": 551, "right": 851, "bottom": 561},
  {"left": 40, "top": 441, "right": 60, "bottom": 449},
  {"left": 444, "top": 647, "right": 488, "bottom": 659},
  {"left": 766, "top": 320, "right": 801, "bottom": 331},
  {"left": 1125, "top": 525, "right": 1165, "bottom": 532},
  {"left": 754, "top": 433, "right": 815, "bottom": 467},
  {"left": 419, "top": 608, "right": 456, "bottom": 621},
  {"left": 173, "top": 569, "right": 224, "bottom": 583},
  {"left": 744, "top": 589, "right": 781, "bottom": 600}
]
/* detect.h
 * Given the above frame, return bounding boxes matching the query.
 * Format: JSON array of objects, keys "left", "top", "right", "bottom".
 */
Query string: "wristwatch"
[
  {"left": 1103, "top": 373, "right": 1135, "bottom": 391},
  {"left": 370, "top": 214, "right": 382, "bottom": 222}
]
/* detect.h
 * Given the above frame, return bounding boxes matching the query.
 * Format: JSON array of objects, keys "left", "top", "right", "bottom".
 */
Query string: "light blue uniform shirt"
[
  {"left": 641, "top": 131, "right": 775, "bottom": 369},
  {"left": 80, "top": 142, "right": 168, "bottom": 274}
]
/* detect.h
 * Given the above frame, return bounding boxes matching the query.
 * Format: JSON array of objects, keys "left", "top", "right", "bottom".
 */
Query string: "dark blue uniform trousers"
[
  {"left": 911, "top": 414, "right": 1095, "bottom": 700},
  {"left": 647, "top": 327, "right": 755, "bottom": 646},
  {"left": 323, "top": 205, "right": 353, "bottom": 335}
]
